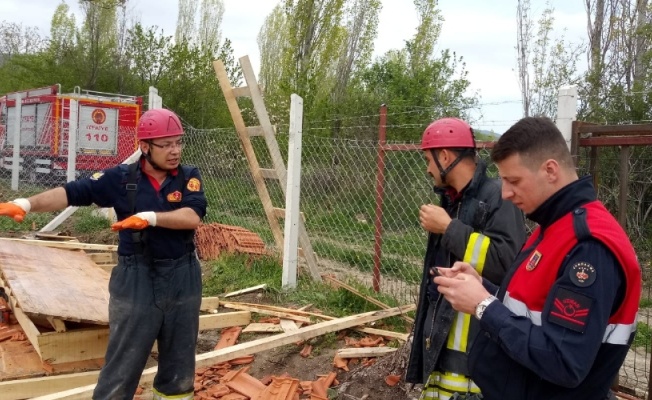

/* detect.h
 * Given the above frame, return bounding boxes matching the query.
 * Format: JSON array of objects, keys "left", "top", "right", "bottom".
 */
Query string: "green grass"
[{"left": 634, "top": 321, "right": 652, "bottom": 348}]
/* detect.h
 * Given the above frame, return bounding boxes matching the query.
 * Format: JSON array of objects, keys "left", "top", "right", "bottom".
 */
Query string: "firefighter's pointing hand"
[
  {"left": 0, "top": 199, "right": 30, "bottom": 222},
  {"left": 111, "top": 212, "right": 157, "bottom": 231}
]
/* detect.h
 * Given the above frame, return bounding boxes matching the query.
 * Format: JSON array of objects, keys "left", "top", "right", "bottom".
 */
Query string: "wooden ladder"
[{"left": 213, "top": 56, "right": 322, "bottom": 282}]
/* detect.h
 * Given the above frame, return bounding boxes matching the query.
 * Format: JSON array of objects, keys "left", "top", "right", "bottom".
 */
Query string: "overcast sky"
[{"left": 0, "top": 0, "right": 586, "bottom": 133}]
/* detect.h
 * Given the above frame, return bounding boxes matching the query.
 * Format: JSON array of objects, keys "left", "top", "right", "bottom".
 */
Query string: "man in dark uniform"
[
  {"left": 0, "top": 108, "right": 207, "bottom": 400},
  {"left": 406, "top": 117, "right": 526, "bottom": 400},
  {"left": 435, "top": 117, "right": 641, "bottom": 400}
]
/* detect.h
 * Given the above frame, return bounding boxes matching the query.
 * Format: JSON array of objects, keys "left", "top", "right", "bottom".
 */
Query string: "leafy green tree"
[{"left": 516, "top": 0, "right": 582, "bottom": 119}]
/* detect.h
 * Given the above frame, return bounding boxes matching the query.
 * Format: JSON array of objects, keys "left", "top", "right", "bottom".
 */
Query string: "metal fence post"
[
  {"left": 66, "top": 99, "right": 78, "bottom": 183},
  {"left": 10, "top": 93, "right": 22, "bottom": 191}
]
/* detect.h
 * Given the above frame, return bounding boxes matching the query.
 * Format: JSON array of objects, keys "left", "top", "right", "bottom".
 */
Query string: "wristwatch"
[{"left": 474, "top": 295, "right": 498, "bottom": 320}]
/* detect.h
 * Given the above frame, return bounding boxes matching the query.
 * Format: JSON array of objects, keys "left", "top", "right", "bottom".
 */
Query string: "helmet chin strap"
[
  {"left": 431, "top": 149, "right": 466, "bottom": 186},
  {"left": 144, "top": 147, "right": 168, "bottom": 171}
]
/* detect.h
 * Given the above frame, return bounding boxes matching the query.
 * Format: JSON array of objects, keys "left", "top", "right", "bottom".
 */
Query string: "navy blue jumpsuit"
[{"left": 65, "top": 158, "right": 207, "bottom": 400}]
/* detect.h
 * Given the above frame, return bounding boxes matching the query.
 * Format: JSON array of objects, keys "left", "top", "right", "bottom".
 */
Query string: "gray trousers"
[{"left": 93, "top": 252, "right": 202, "bottom": 400}]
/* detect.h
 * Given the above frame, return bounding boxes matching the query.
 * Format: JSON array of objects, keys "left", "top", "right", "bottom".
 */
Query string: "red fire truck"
[{"left": 0, "top": 84, "right": 142, "bottom": 184}]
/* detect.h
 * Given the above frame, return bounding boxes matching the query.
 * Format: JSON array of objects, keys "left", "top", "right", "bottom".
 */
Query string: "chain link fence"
[{"left": 0, "top": 108, "right": 650, "bottom": 396}]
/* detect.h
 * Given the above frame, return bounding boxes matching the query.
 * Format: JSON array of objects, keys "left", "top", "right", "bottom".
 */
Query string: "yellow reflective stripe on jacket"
[
  {"left": 152, "top": 389, "right": 193, "bottom": 400},
  {"left": 420, "top": 370, "right": 481, "bottom": 399},
  {"left": 462, "top": 232, "right": 491, "bottom": 274},
  {"left": 446, "top": 233, "right": 491, "bottom": 351}
]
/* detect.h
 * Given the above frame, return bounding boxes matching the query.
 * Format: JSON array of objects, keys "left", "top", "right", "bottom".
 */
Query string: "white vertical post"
[
  {"left": 148, "top": 86, "right": 158, "bottom": 110},
  {"left": 555, "top": 85, "right": 578, "bottom": 151},
  {"left": 10, "top": 93, "right": 22, "bottom": 191},
  {"left": 282, "top": 94, "right": 304, "bottom": 289},
  {"left": 66, "top": 99, "right": 78, "bottom": 182}
]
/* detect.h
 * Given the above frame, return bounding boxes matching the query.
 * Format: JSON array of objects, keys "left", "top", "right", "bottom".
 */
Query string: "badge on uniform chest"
[
  {"left": 526, "top": 250, "right": 542, "bottom": 271},
  {"left": 167, "top": 191, "right": 182, "bottom": 202}
]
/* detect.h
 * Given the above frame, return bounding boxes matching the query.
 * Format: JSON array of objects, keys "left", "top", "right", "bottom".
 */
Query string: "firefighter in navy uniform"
[
  {"left": 435, "top": 117, "right": 641, "bottom": 400},
  {"left": 0, "top": 108, "right": 207, "bottom": 400},
  {"left": 406, "top": 118, "right": 526, "bottom": 400}
]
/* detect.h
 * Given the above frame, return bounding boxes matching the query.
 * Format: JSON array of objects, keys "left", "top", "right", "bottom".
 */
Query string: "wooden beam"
[
  {"left": 231, "top": 86, "right": 251, "bottom": 98},
  {"left": 221, "top": 302, "right": 311, "bottom": 324},
  {"left": 218, "top": 301, "right": 412, "bottom": 340},
  {"left": 86, "top": 253, "right": 115, "bottom": 264},
  {"left": 336, "top": 347, "right": 397, "bottom": 358},
  {"left": 0, "top": 238, "right": 117, "bottom": 252},
  {"left": 199, "top": 311, "right": 251, "bottom": 331},
  {"left": 31, "top": 305, "right": 413, "bottom": 400},
  {"left": 242, "top": 323, "right": 284, "bottom": 333},
  {"left": 223, "top": 284, "right": 267, "bottom": 298},
  {"left": 2, "top": 371, "right": 100, "bottom": 400},
  {"left": 259, "top": 168, "right": 278, "bottom": 179},
  {"left": 279, "top": 319, "right": 299, "bottom": 332},
  {"left": 246, "top": 126, "right": 265, "bottom": 137},
  {"left": 0, "top": 276, "right": 43, "bottom": 358},
  {"left": 200, "top": 296, "right": 220, "bottom": 312},
  {"left": 322, "top": 275, "right": 414, "bottom": 324},
  {"left": 38, "top": 327, "right": 109, "bottom": 364},
  {"left": 46, "top": 317, "right": 67, "bottom": 333}
]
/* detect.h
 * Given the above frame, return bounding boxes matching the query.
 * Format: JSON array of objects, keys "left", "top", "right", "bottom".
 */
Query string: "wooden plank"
[
  {"left": 239, "top": 56, "right": 322, "bottom": 282},
  {"left": 272, "top": 207, "right": 306, "bottom": 222},
  {"left": 220, "top": 301, "right": 411, "bottom": 340},
  {"left": 34, "top": 233, "right": 78, "bottom": 241},
  {"left": 38, "top": 327, "right": 109, "bottom": 365},
  {"left": 246, "top": 126, "right": 265, "bottom": 137},
  {"left": 2, "top": 371, "right": 101, "bottom": 400},
  {"left": 259, "top": 168, "right": 278, "bottom": 179},
  {"left": 323, "top": 275, "right": 414, "bottom": 324},
  {"left": 0, "top": 275, "right": 43, "bottom": 358},
  {"left": 221, "top": 302, "right": 310, "bottom": 324},
  {"left": 0, "top": 238, "right": 117, "bottom": 252},
  {"left": 199, "top": 311, "right": 251, "bottom": 331},
  {"left": 86, "top": 253, "right": 114, "bottom": 264},
  {"left": 46, "top": 317, "right": 67, "bottom": 333},
  {"left": 242, "top": 323, "right": 284, "bottom": 333},
  {"left": 279, "top": 319, "right": 299, "bottom": 333},
  {"left": 336, "top": 347, "right": 397, "bottom": 358},
  {"left": 200, "top": 296, "right": 220, "bottom": 312},
  {"left": 354, "top": 327, "right": 409, "bottom": 342},
  {"left": 0, "top": 241, "right": 110, "bottom": 325},
  {"left": 31, "top": 305, "right": 412, "bottom": 400},
  {"left": 213, "top": 60, "right": 285, "bottom": 252},
  {"left": 232, "top": 86, "right": 251, "bottom": 98},
  {"left": 223, "top": 284, "right": 267, "bottom": 298}
]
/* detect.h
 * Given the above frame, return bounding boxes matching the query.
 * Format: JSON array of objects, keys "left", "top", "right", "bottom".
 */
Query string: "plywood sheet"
[{"left": 0, "top": 241, "right": 109, "bottom": 325}]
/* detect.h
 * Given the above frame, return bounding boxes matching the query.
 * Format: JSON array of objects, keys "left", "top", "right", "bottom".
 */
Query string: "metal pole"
[
  {"left": 66, "top": 99, "right": 78, "bottom": 183},
  {"left": 10, "top": 93, "right": 22, "bottom": 191},
  {"left": 372, "top": 104, "right": 388, "bottom": 292}
]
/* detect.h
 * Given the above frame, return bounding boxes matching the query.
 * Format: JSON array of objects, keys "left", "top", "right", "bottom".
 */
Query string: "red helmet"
[
  {"left": 421, "top": 118, "right": 475, "bottom": 150},
  {"left": 137, "top": 108, "right": 184, "bottom": 140}
]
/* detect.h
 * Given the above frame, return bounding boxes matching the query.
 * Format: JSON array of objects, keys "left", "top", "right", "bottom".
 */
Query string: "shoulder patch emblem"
[
  {"left": 526, "top": 250, "right": 542, "bottom": 271},
  {"left": 548, "top": 287, "right": 593, "bottom": 333},
  {"left": 90, "top": 172, "right": 104, "bottom": 181},
  {"left": 187, "top": 177, "right": 201, "bottom": 192},
  {"left": 569, "top": 262, "right": 596, "bottom": 287},
  {"left": 167, "top": 191, "right": 182, "bottom": 202}
]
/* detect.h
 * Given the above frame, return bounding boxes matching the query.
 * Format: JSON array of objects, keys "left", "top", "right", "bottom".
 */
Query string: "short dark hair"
[{"left": 491, "top": 117, "right": 574, "bottom": 169}]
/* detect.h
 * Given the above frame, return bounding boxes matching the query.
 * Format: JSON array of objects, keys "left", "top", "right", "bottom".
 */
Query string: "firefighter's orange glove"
[
  {"left": 0, "top": 199, "right": 31, "bottom": 223},
  {"left": 111, "top": 212, "right": 157, "bottom": 231}
]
